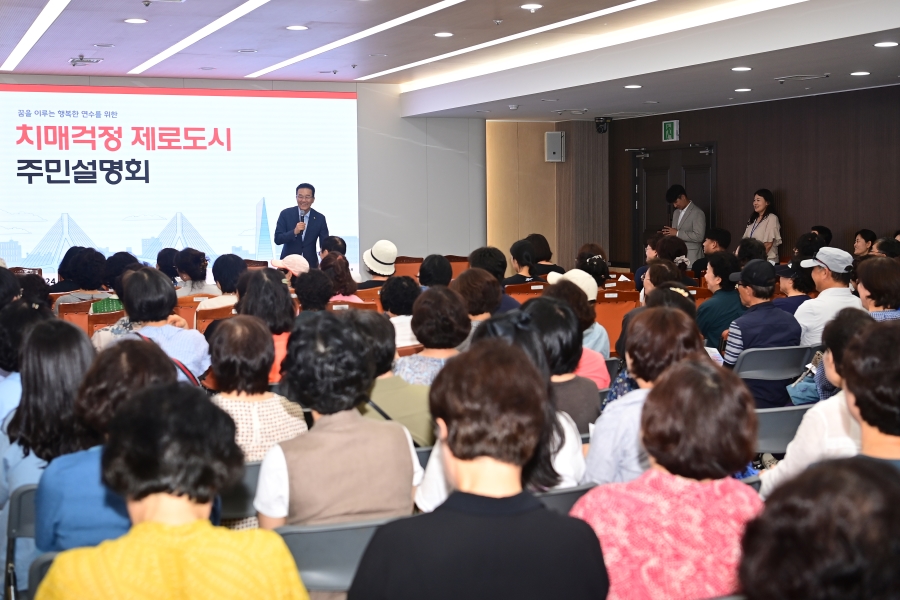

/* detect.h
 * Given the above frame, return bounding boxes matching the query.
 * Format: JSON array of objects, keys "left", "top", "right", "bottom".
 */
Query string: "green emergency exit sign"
[{"left": 662, "top": 120, "right": 679, "bottom": 142}]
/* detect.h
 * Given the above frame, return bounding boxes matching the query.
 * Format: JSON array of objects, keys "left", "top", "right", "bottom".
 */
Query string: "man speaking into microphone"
[{"left": 274, "top": 183, "right": 330, "bottom": 268}]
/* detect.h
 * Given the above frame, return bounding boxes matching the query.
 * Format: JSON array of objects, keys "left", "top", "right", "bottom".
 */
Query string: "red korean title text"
[{"left": 14, "top": 125, "right": 232, "bottom": 152}]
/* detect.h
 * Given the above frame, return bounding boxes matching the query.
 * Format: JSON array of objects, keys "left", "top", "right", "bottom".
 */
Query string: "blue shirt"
[
  {"left": 35, "top": 445, "right": 130, "bottom": 552},
  {"left": 772, "top": 294, "right": 811, "bottom": 315},
  {"left": 124, "top": 325, "right": 210, "bottom": 381},
  {"left": 0, "top": 372, "right": 22, "bottom": 423},
  {"left": 582, "top": 388, "right": 651, "bottom": 485},
  {"left": 871, "top": 309, "right": 900, "bottom": 321},
  {"left": 583, "top": 322, "right": 611, "bottom": 359},
  {"left": 495, "top": 293, "right": 521, "bottom": 315}
]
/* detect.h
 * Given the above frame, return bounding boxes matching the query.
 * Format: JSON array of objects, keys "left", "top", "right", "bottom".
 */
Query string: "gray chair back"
[
  {"left": 277, "top": 518, "right": 395, "bottom": 592},
  {"left": 756, "top": 404, "right": 814, "bottom": 454},
  {"left": 27, "top": 552, "right": 57, "bottom": 599},
  {"left": 732, "top": 346, "right": 813, "bottom": 380},
  {"left": 219, "top": 462, "right": 261, "bottom": 521},
  {"left": 415, "top": 447, "right": 432, "bottom": 469},
  {"left": 5, "top": 485, "right": 37, "bottom": 599},
  {"left": 535, "top": 483, "right": 596, "bottom": 514},
  {"left": 604, "top": 358, "right": 621, "bottom": 382},
  {"left": 740, "top": 475, "right": 761, "bottom": 492}
]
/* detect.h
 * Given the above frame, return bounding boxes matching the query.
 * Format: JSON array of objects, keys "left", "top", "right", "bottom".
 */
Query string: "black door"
[{"left": 630, "top": 144, "right": 716, "bottom": 270}]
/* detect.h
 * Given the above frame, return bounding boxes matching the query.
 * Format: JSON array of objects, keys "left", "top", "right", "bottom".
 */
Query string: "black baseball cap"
[
  {"left": 774, "top": 263, "right": 799, "bottom": 279},
  {"left": 729, "top": 259, "right": 777, "bottom": 286}
]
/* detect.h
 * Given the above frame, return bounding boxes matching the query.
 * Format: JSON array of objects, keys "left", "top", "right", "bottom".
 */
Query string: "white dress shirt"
[{"left": 794, "top": 287, "right": 864, "bottom": 346}]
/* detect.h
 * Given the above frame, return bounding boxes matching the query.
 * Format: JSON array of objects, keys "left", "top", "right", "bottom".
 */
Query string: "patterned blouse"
[
  {"left": 393, "top": 355, "right": 448, "bottom": 386},
  {"left": 210, "top": 393, "right": 308, "bottom": 529}
]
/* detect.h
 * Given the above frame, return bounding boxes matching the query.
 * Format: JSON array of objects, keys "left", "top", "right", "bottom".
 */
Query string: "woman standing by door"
[{"left": 742, "top": 189, "right": 782, "bottom": 264}]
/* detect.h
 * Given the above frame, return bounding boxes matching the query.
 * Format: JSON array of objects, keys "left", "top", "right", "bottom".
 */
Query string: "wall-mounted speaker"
[{"left": 545, "top": 131, "right": 565, "bottom": 162}]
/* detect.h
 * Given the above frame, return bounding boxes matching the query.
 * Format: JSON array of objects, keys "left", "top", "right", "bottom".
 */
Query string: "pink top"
[
  {"left": 570, "top": 469, "right": 762, "bottom": 600},
  {"left": 330, "top": 294, "right": 364, "bottom": 303},
  {"left": 574, "top": 348, "right": 611, "bottom": 389}
]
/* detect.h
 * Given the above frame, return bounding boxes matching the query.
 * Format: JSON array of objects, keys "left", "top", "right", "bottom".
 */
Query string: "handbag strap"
[
  {"left": 135, "top": 333, "right": 200, "bottom": 386},
  {"left": 366, "top": 399, "right": 392, "bottom": 421}
]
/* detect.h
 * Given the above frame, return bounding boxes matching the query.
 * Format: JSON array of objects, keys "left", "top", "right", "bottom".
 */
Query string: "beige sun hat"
[
  {"left": 362, "top": 240, "right": 397, "bottom": 276},
  {"left": 547, "top": 268, "right": 599, "bottom": 301}
]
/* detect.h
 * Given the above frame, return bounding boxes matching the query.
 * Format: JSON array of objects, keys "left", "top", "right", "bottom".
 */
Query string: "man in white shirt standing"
[
  {"left": 795, "top": 248, "right": 863, "bottom": 346},
  {"left": 661, "top": 184, "right": 706, "bottom": 265}
]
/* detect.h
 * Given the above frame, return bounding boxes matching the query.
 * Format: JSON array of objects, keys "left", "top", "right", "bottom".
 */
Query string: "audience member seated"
[
  {"left": 450, "top": 268, "right": 501, "bottom": 350},
  {"left": 855, "top": 256, "right": 900, "bottom": 320},
  {"left": 722, "top": 260, "right": 801, "bottom": 408},
  {"left": 740, "top": 457, "right": 900, "bottom": 600},
  {"left": 523, "top": 298, "right": 601, "bottom": 434},
  {"left": 574, "top": 244, "right": 611, "bottom": 286},
  {"left": 379, "top": 275, "right": 421, "bottom": 347},
  {"left": 810, "top": 224, "right": 833, "bottom": 246},
  {"left": 634, "top": 233, "right": 663, "bottom": 293},
  {"left": 197, "top": 254, "right": 247, "bottom": 311},
  {"left": 255, "top": 312, "right": 423, "bottom": 530},
  {"left": 359, "top": 240, "right": 397, "bottom": 290},
  {"left": 692, "top": 227, "right": 732, "bottom": 274},
  {"left": 15, "top": 274, "right": 50, "bottom": 309},
  {"left": 319, "top": 235, "right": 347, "bottom": 262},
  {"left": 209, "top": 317, "right": 308, "bottom": 528},
  {"left": 320, "top": 252, "right": 362, "bottom": 302},
  {"left": 1, "top": 320, "right": 93, "bottom": 588},
  {"left": 792, "top": 232, "right": 825, "bottom": 261},
  {"left": 36, "top": 384, "right": 309, "bottom": 600},
  {"left": 234, "top": 269, "right": 296, "bottom": 384},
  {"left": 503, "top": 239, "right": 544, "bottom": 286},
  {"left": 53, "top": 248, "right": 111, "bottom": 314},
  {"left": 120, "top": 267, "right": 210, "bottom": 382},
  {"left": 573, "top": 358, "right": 761, "bottom": 600},
  {"left": 654, "top": 235, "right": 696, "bottom": 286},
  {"left": 758, "top": 308, "right": 873, "bottom": 498},
  {"left": 468, "top": 246, "right": 520, "bottom": 313},
  {"left": 36, "top": 339, "right": 175, "bottom": 556},
  {"left": 0, "top": 301, "right": 54, "bottom": 417},
  {"left": 742, "top": 189, "right": 782, "bottom": 263},
  {"left": 89, "top": 263, "right": 143, "bottom": 350},
  {"left": 0, "top": 268, "right": 20, "bottom": 311},
  {"left": 697, "top": 251, "right": 745, "bottom": 347},
  {"left": 735, "top": 237, "right": 767, "bottom": 267},
  {"left": 583, "top": 307, "right": 704, "bottom": 485},
  {"left": 293, "top": 269, "right": 333, "bottom": 323},
  {"left": 350, "top": 341, "right": 609, "bottom": 600},
  {"left": 271, "top": 254, "right": 310, "bottom": 290},
  {"left": 526, "top": 233, "right": 565, "bottom": 277},
  {"left": 544, "top": 273, "right": 610, "bottom": 357},
  {"left": 772, "top": 261, "right": 815, "bottom": 314},
  {"left": 895, "top": 229, "right": 900, "bottom": 242},
  {"left": 416, "top": 311, "right": 585, "bottom": 512},
  {"left": 615, "top": 259, "right": 681, "bottom": 357},
  {"left": 350, "top": 311, "right": 434, "bottom": 447},
  {"left": 393, "top": 287, "right": 470, "bottom": 385},
  {"left": 852, "top": 228, "right": 877, "bottom": 258},
  {"left": 417, "top": 254, "right": 452, "bottom": 288},
  {"left": 871, "top": 236, "right": 900, "bottom": 258},
  {"left": 47, "top": 246, "right": 85, "bottom": 293},
  {"left": 795, "top": 248, "right": 862, "bottom": 345},
  {"left": 92, "top": 252, "right": 138, "bottom": 314},
  {"left": 155, "top": 247, "right": 180, "bottom": 285},
  {"left": 174, "top": 248, "right": 221, "bottom": 297}
]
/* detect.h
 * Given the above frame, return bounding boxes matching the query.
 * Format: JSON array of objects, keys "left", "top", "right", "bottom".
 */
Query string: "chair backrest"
[
  {"left": 393, "top": 256, "right": 423, "bottom": 280},
  {"left": 756, "top": 404, "right": 814, "bottom": 454},
  {"left": 505, "top": 282, "right": 548, "bottom": 305},
  {"left": 219, "top": 462, "right": 262, "bottom": 521},
  {"left": 172, "top": 295, "right": 211, "bottom": 329},
  {"left": 87, "top": 308, "right": 126, "bottom": 334},
  {"left": 57, "top": 300, "right": 93, "bottom": 334},
  {"left": 688, "top": 286, "right": 713, "bottom": 306},
  {"left": 196, "top": 305, "right": 236, "bottom": 334},
  {"left": 397, "top": 344, "right": 424, "bottom": 357},
  {"left": 601, "top": 279, "right": 636, "bottom": 291},
  {"left": 277, "top": 518, "right": 396, "bottom": 592},
  {"left": 415, "top": 446, "right": 432, "bottom": 469},
  {"left": 28, "top": 552, "right": 57, "bottom": 598},
  {"left": 9, "top": 267, "right": 42, "bottom": 278},
  {"left": 594, "top": 292, "right": 640, "bottom": 356},
  {"left": 741, "top": 475, "right": 761, "bottom": 492},
  {"left": 535, "top": 483, "right": 596, "bottom": 514},
  {"left": 444, "top": 255, "right": 469, "bottom": 279},
  {"left": 244, "top": 259, "right": 268, "bottom": 270},
  {"left": 327, "top": 301, "right": 378, "bottom": 312},
  {"left": 732, "top": 346, "right": 813, "bottom": 381},
  {"left": 604, "top": 357, "right": 621, "bottom": 382},
  {"left": 8, "top": 485, "right": 37, "bottom": 540},
  {"left": 354, "top": 288, "right": 383, "bottom": 312}
]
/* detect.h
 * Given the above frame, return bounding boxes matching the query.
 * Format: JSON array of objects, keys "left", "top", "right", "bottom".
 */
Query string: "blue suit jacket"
[{"left": 273, "top": 206, "right": 329, "bottom": 267}]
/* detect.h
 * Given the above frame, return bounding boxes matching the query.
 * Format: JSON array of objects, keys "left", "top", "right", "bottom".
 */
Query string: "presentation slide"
[{"left": 0, "top": 84, "right": 359, "bottom": 282}]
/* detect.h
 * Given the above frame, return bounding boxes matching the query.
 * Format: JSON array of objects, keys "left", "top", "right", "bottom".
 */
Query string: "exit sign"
[{"left": 662, "top": 120, "right": 680, "bottom": 142}]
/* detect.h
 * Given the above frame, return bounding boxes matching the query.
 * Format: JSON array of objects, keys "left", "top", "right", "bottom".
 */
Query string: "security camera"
[
  {"left": 594, "top": 116, "right": 612, "bottom": 134},
  {"left": 143, "top": 0, "right": 151, "bottom": 6}
]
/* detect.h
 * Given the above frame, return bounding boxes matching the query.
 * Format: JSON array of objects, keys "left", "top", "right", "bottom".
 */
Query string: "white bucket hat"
[
  {"left": 547, "top": 268, "right": 599, "bottom": 301},
  {"left": 362, "top": 240, "right": 397, "bottom": 276}
]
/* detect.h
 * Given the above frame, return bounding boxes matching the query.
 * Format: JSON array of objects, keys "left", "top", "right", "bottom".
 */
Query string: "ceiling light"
[
  {"left": 735, "top": 88, "right": 751, "bottom": 92},
  {"left": 644, "top": 100, "right": 658, "bottom": 104},
  {"left": 128, "top": 0, "right": 271, "bottom": 74},
  {"left": 624, "top": 84, "right": 641, "bottom": 89},
  {"left": 731, "top": 66, "right": 751, "bottom": 71},
  {"left": 509, "top": 104, "right": 519, "bottom": 109},
  {"left": 124, "top": 18, "right": 147, "bottom": 24},
  {"left": 358, "top": 0, "right": 655, "bottom": 81},
  {"left": 850, "top": 71, "right": 870, "bottom": 76},
  {"left": 476, "top": 110, "right": 491, "bottom": 113},
  {"left": 93, "top": 43, "right": 115, "bottom": 48},
  {"left": 521, "top": 4, "right": 542, "bottom": 12},
  {"left": 1, "top": 0, "right": 73, "bottom": 71},
  {"left": 286, "top": 25, "right": 309, "bottom": 30},
  {"left": 200, "top": 67, "right": 215, "bottom": 70},
  {"left": 246, "top": 0, "right": 465, "bottom": 78},
  {"left": 237, "top": 49, "right": 257, "bottom": 53},
  {"left": 435, "top": 32, "right": 453, "bottom": 37},
  {"left": 541, "top": 98, "right": 558, "bottom": 101},
  {"left": 369, "top": 53, "right": 388, "bottom": 57},
  {"left": 874, "top": 42, "right": 898, "bottom": 47},
  {"left": 396, "top": 0, "right": 810, "bottom": 92}
]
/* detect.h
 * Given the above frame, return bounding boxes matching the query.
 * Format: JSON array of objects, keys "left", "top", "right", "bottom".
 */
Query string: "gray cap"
[{"left": 800, "top": 247, "right": 854, "bottom": 273}]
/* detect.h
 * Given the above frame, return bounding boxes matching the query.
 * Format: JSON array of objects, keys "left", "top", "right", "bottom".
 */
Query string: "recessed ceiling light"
[
  {"left": 731, "top": 66, "right": 751, "bottom": 71},
  {"left": 874, "top": 42, "right": 898, "bottom": 47},
  {"left": 238, "top": 49, "right": 257, "bottom": 53},
  {"left": 434, "top": 32, "right": 453, "bottom": 37},
  {"left": 369, "top": 53, "right": 388, "bottom": 57},
  {"left": 124, "top": 18, "right": 147, "bottom": 24},
  {"left": 521, "top": 3, "right": 542, "bottom": 12},
  {"left": 735, "top": 88, "right": 751, "bottom": 92},
  {"left": 644, "top": 100, "right": 658, "bottom": 104},
  {"left": 476, "top": 109, "right": 491, "bottom": 113},
  {"left": 541, "top": 98, "right": 558, "bottom": 102},
  {"left": 624, "top": 84, "right": 642, "bottom": 89},
  {"left": 93, "top": 43, "right": 115, "bottom": 48},
  {"left": 850, "top": 71, "right": 870, "bottom": 76},
  {"left": 200, "top": 67, "right": 215, "bottom": 70},
  {"left": 286, "top": 25, "right": 308, "bottom": 30}
]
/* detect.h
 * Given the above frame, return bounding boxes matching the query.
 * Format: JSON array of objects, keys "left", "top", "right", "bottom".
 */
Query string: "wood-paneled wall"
[{"left": 608, "top": 85, "right": 900, "bottom": 264}]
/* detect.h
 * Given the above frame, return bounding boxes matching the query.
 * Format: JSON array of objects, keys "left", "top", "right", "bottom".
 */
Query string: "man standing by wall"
[
  {"left": 274, "top": 183, "right": 329, "bottom": 268},
  {"left": 661, "top": 184, "right": 706, "bottom": 265}
]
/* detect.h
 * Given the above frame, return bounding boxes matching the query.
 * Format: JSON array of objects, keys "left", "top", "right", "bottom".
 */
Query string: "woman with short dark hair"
[
  {"left": 175, "top": 248, "right": 221, "bottom": 297},
  {"left": 235, "top": 268, "right": 295, "bottom": 383},
  {"left": 320, "top": 252, "right": 361, "bottom": 302},
  {"left": 450, "top": 268, "right": 501, "bottom": 350},
  {"left": 293, "top": 269, "right": 334, "bottom": 315},
  {"left": 852, "top": 228, "right": 877, "bottom": 258},
  {"left": 735, "top": 238, "right": 768, "bottom": 267},
  {"left": 351, "top": 341, "right": 610, "bottom": 600},
  {"left": 393, "top": 287, "right": 470, "bottom": 386},
  {"left": 48, "top": 246, "right": 86, "bottom": 293},
  {"left": 380, "top": 275, "right": 421, "bottom": 347},
  {"left": 155, "top": 247, "right": 179, "bottom": 285},
  {"left": 37, "top": 383, "right": 310, "bottom": 599},
  {"left": 526, "top": 233, "right": 565, "bottom": 277},
  {"left": 855, "top": 256, "right": 900, "bottom": 320},
  {"left": 573, "top": 358, "right": 761, "bottom": 600},
  {"left": 503, "top": 239, "right": 543, "bottom": 286},
  {"left": 575, "top": 244, "right": 610, "bottom": 286},
  {"left": 741, "top": 457, "right": 900, "bottom": 600},
  {"left": 417, "top": 254, "right": 452, "bottom": 288},
  {"left": 53, "top": 248, "right": 112, "bottom": 314},
  {"left": 635, "top": 234, "right": 664, "bottom": 293},
  {"left": 197, "top": 254, "right": 247, "bottom": 311},
  {"left": 698, "top": 251, "right": 745, "bottom": 346}
]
